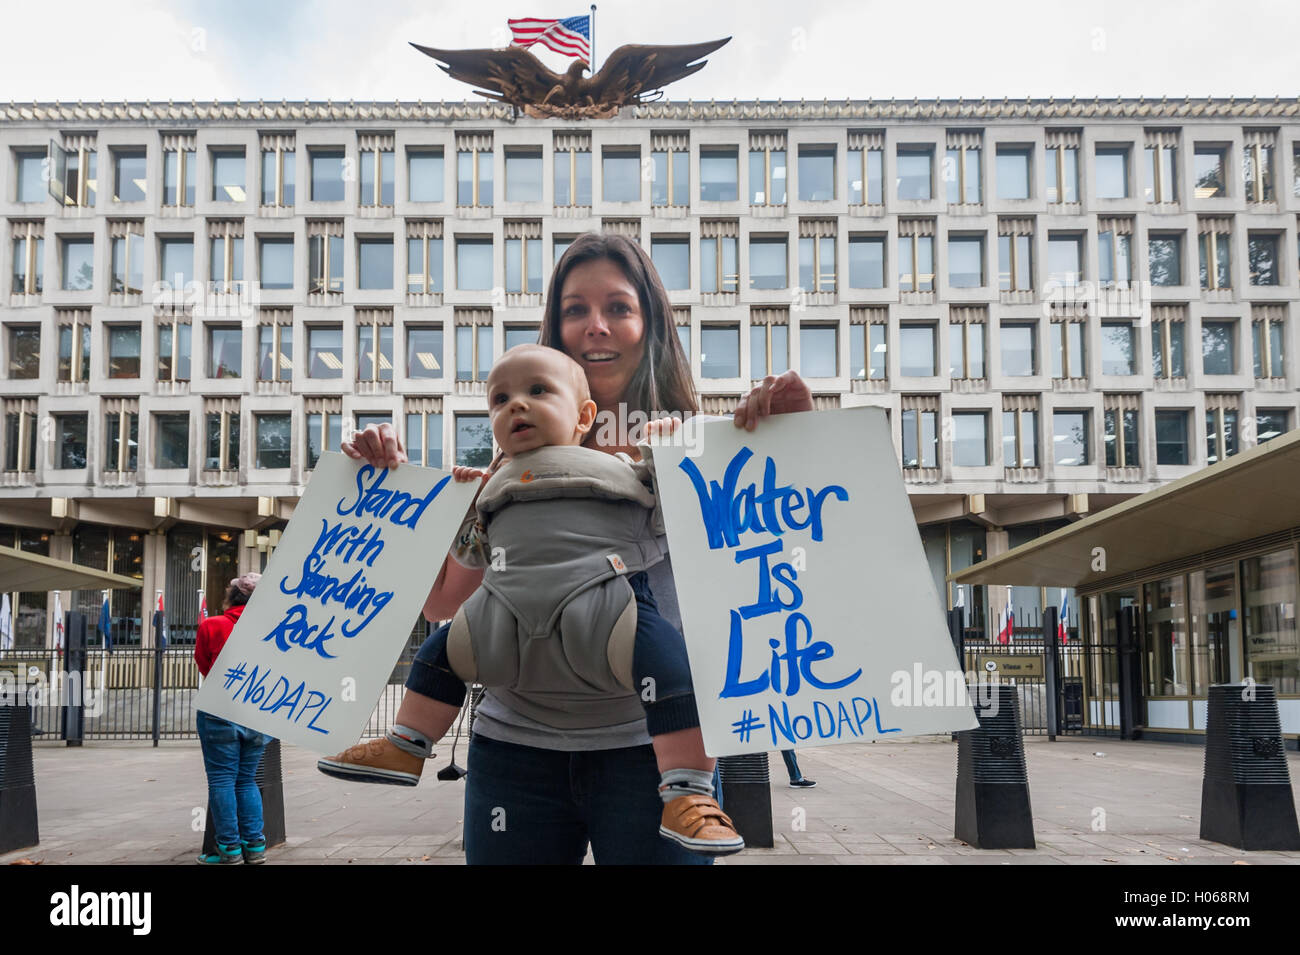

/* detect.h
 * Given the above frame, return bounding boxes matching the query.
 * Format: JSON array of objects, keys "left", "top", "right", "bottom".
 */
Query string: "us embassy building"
[{"left": 1, "top": 95, "right": 1298, "bottom": 715}]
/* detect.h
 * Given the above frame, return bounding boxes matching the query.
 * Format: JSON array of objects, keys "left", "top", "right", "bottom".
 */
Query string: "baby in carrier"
[{"left": 318, "top": 343, "right": 742, "bottom": 855}]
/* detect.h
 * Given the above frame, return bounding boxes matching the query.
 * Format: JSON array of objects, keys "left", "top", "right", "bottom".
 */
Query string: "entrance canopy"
[
  {"left": 0, "top": 545, "right": 143, "bottom": 592},
  {"left": 950, "top": 429, "right": 1300, "bottom": 589}
]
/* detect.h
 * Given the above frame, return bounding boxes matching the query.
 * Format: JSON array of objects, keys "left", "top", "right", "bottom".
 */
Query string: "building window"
[
  {"left": 6, "top": 325, "right": 40, "bottom": 379},
  {"left": 896, "top": 147, "right": 933, "bottom": 200},
  {"left": 850, "top": 322, "right": 887, "bottom": 380},
  {"left": 407, "top": 236, "right": 444, "bottom": 294},
  {"left": 1095, "top": 146, "right": 1129, "bottom": 199},
  {"left": 553, "top": 235, "right": 573, "bottom": 265},
  {"left": 2, "top": 404, "right": 37, "bottom": 472},
  {"left": 50, "top": 142, "right": 97, "bottom": 207},
  {"left": 260, "top": 146, "right": 295, "bottom": 206},
  {"left": 154, "top": 413, "right": 189, "bottom": 469},
  {"left": 310, "top": 149, "right": 346, "bottom": 202},
  {"left": 1252, "top": 315, "right": 1285, "bottom": 379},
  {"left": 1205, "top": 406, "right": 1239, "bottom": 465},
  {"left": 157, "top": 321, "right": 192, "bottom": 382},
  {"left": 1193, "top": 145, "right": 1227, "bottom": 198},
  {"left": 998, "top": 233, "right": 1033, "bottom": 291},
  {"left": 504, "top": 324, "right": 537, "bottom": 352},
  {"left": 163, "top": 148, "right": 195, "bottom": 206},
  {"left": 1144, "top": 143, "right": 1178, "bottom": 202},
  {"left": 1053, "top": 410, "right": 1090, "bottom": 466},
  {"left": 676, "top": 324, "right": 690, "bottom": 361},
  {"left": 1046, "top": 144, "right": 1079, "bottom": 203},
  {"left": 204, "top": 407, "right": 240, "bottom": 470},
  {"left": 700, "top": 147, "right": 738, "bottom": 202},
  {"left": 749, "top": 236, "right": 788, "bottom": 290},
  {"left": 257, "top": 322, "right": 293, "bottom": 382},
  {"left": 749, "top": 146, "right": 786, "bottom": 205},
  {"left": 944, "top": 145, "right": 982, "bottom": 204},
  {"left": 1047, "top": 233, "right": 1082, "bottom": 285},
  {"left": 1100, "top": 321, "right": 1137, "bottom": 375},
  {"left": 305, "top": 411, "right": 341, "bottom": 470},
  {"left": 359, "top": 146, "right": 395, "bottom": 206},
  {"left": 15, "top": 152, "right": 46, "bottom": 203},
  {"left": 1243, "top": 141, "right": 1274, "bottom": 202},
  {"left": 456, "top": 237, "right": 493, "bottom": 291},
  {"left": 1097, "top": 227, "right": 1132, "bottom": 286},
  {"left": 952, "top": 412, "right": 989, "bottom": 466},
  {"left": 58, "top": 316, "right": 91, "bottom": 383},
  {"left": 1198, "top": 229, "right": 1231, "bottom": 290},
  {"left": 603, "top": 148, "right": 640, "bottom": 203},
  {"left": 797, "top": 146, "right": 835, "bottom": 201},
  {"left": 53, "top": 413, "right": 88, "bottom": 469},
  {"left": 307, "top": 326, "right": 343, "bottom": 379},
  {"left": 797, "top": 235, "right": 835, "bottom": 292},
  {"left": 947, "top": 235, "right": 984, "bottom": 288},
  {"left": 1001, "top": 323, "right": 1036, "bottom": 377},
  {"left": 11, "top": 229, "right": 43, "bottom": 296},
  {"left": 112, "top": 149, "right": 147, "bottom": 202},
  {"left": 1003, "top": 408, "right": 1038, "bottom": 467},
  {"left": 1050, "top": 320, "right": 1086, "bottom": 378},
  {"left": 800, "top": 325, "right": 838, "bottom": 378},
  {"left": 1202, "top": 321, "right": 1235, "bottom": 375},
  {"left": 254, "top": 414, "right": 291, "bottom": 468},
  {"left": 1143, "top": 575, "right": 1189, "bottom": 697},
  {"left": 208, "top": 326, "right": 242, "bottom": 378},
  {"left": 1155, "top": 410, "right": 1189, "bottom": 465},
  {"left": 408, "top": 149, "right": 444, "bottom": 202},
  {"left": 405, "top": 411, "right": 444, "bottom": 468},
  {"left": 259, "top": 237, "right": 293, "bottom": 290},
  {"left": 1152, "top": 317, "right": 1186, "bottom": 379},
  {"left": 308, "top": 234, "right": 344, "bottom": 293},
  {"left": 897, "top": 234, "right": 934, "bottom": 291},
  {"left": 1247, "top": 233, "right": 1279, "bottom": 286},
  {"left": 1104, "top": 406, "right": 1140, "bottom": 467},
  {"left": 701, "top": 235, "right": 739, "bottom": 293},
  {"left": 700, "top": 325, "right": 740, "bottom": 378},
  {"left": 455, "top": 413, "right": 494, "bottom": 467},
  {"left": 901, "top": 408, "right": 938, "bottom": 468},
  {"left": 503, "top": 148, "right": 542, "bottom": 203},
  {"left": 211, "top": 150, "right": 246, "bottom": 202},
  {"left": 994, "top": 147, "right": 1030, "bottom": 200},
  {"left": 357, "top": 317, "right": 393, "bottom": 382},
  {"left": 209, "top": 234, "right": 244, "bottom": 293},
  {"left": 407, "top": 326, "right": 444, "bottom": 379},
  {"left": 501, "top": 234, "right": 541, "bottom": 294},
  {"left": 107, "top": 325, "right": 141, "bottom": 379},
  {"left": 899, "top": 324, "right": 936, "bottom": 376},
  {"left": 750, "top": 323, "right": 788, "bottom": 378},
  {"left": 949, "top": 322, "right": 985, "bottom": 379},
  {"left": 158, "top": 237, "right": 194, "bottom": 288},
  {"left": 650, "top": 145, "right": 688, "bottom": 206},
  {"left": 357, "top": 238, "right": 394, "bottom": 290},
  {"left": 1148, "top": 233, "right": 1183, "bottom": 286},
  {"left": 1242, "top": 549, "right": 1299, "bottom": 690},
  {"left": 848, "top": 147, "right": 882, "bottom": 204},
  {"left": 651, "top": 237, "right": 690, "bottom": 291},
  {"left": 104, "top": 409, "right": 139, "bottom": 472},
  {"left": 848, "top": 235, "right": 885, "bottom": 289},
  {"left": 456, "top": 323, "right": 493, "bottom": 382},
  {"left": 1256, "top": 409, "right": 1292, "bottom": 443},
  {"left": 62, "top": 237, "right": 95, "bottom": 291},
  {"left": 554, "top": 147, "right": 592, "bottom": 206}
]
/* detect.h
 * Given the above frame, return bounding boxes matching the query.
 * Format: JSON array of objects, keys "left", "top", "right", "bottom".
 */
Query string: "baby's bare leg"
[
  {"left": 652, "top": 726, "right": 715, "bottom": 774},
  {"left": 394, "top": 690, "right": 461, "bottom": 743}
]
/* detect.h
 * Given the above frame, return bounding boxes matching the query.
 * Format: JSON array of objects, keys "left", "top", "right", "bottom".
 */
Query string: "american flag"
[{"left": 508, "top": 16, "right": 591, "bottom": 64}]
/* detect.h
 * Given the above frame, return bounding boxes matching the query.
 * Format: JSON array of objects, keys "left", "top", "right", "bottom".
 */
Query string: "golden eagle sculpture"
[{"left": 410, "top": 37, "right": 730, "bottom": 119}]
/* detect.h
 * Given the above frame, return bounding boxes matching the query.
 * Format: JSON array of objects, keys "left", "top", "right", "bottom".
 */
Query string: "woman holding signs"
[{"left": 321, "top": 232, "right": 813, "bottom": 864}]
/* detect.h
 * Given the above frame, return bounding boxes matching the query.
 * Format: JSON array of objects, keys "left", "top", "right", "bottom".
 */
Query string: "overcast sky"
[{"left": 3, "top": 0, "right": 1299, "bottom": 104}]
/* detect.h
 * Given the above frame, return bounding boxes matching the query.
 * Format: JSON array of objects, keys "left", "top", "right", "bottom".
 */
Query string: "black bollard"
[
  {"left": 717, "top": 753, "right": 773, "bottom": 849},
  {"left": 1200, "top": 683, "right": 1300, "bottom": 851},
  {"left": 0, "top": 704, "right": 39, "bottom": 853},
  {"left": 954, "top": 683, "right": 1036, "bottom": 849},
  {"left": 202, "top": 737, "right": 286, "bottom": 855}
]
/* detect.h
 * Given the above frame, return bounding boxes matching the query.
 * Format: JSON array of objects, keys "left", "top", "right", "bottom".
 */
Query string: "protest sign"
[
  {"left": 650, "top": 407, "right": 980, "bottom": 757},
  {"left": 193, "top": 452, "right": 478, "bottom": 753}
]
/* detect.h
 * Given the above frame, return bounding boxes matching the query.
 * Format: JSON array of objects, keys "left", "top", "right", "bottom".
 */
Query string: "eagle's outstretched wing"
[
  {"left": 409, "top": 43, "right": 565, "bottom": 102},
  {"left": 589, "top": 38, "right": 731, "bottom": 100}
]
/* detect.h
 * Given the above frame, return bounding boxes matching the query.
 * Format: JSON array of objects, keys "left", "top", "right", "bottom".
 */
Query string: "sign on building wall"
[
  {"left": 650, "top": 408, "right": 979, "bottom": 757},
  {"left": 193, "top": 453, "right": 477, "bottom": 753}
]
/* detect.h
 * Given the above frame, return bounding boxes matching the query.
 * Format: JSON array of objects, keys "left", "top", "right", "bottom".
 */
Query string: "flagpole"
[{"left": 589, "top": 4, "right": 596, "bottom": 72}]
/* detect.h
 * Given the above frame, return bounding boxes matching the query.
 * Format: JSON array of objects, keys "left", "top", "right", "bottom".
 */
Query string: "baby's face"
[{"left": 487, "top": 348, "right": 593, "bottom": 456}]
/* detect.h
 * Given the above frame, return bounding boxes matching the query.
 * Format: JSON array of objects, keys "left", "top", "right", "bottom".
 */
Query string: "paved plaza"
[{"left": 4, "top": 735, "right": 1299, "bottom": 865}]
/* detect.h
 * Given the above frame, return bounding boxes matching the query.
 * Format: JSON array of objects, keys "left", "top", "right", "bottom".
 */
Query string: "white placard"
[
  {"left": 650, "top": 407, "right": 980, "bottom": 757},
  {"left": 193, "top": 453, "right": 478, "bottom": 753}
]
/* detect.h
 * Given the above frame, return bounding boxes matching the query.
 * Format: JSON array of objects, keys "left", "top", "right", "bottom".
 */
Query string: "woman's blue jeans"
[{"left": 196, "top": 710, "right": 270, "bottom": 847}]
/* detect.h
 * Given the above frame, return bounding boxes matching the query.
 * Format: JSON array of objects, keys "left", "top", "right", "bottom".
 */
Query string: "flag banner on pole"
[
  {"left": 100, "top": 593, "right": 113, "bottom": 655},
  {"left": 1058, "top": 588, "right": 1070, "bottom": 642},
  {"left": 995, "top": 586, "right": 1015, "bottom": 645},
  {"left": 0, "top": 594, "right": 12, "bottom": 651},
  {"left": 198, "top": 589, "right": 207, "bottom": 626},
  {"left": 508, "top": 16, "right": 591, "bottom": 63},
  {"left": 154, "top": 591, "right": 169, "bottom": 650},
  {"left": 54, "top": 591, "right": 65, "bottom": 656}
]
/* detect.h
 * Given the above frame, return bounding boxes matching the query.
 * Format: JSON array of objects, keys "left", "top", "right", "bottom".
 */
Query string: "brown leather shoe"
[
  {"left": 316, "top": 738, "right": 424, "bottom": 786},
  {"left": 659, "top": 794, "right": 745, "bottom": 855}
]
